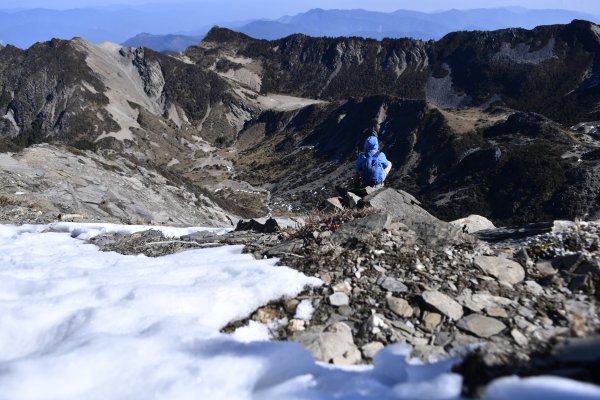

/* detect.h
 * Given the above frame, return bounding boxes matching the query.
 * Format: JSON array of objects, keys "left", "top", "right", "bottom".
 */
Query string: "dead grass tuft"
[
  {"left": 0, "top": 195, "right": 21, "bottom": 207},
  {"left": 302, "top": 207, "right": 375, "bottom": 234}
]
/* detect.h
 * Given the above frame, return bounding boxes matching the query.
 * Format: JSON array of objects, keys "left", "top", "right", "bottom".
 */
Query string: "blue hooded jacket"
[{"left": 355, "top": 136, "right": 389, "bottom": 185}]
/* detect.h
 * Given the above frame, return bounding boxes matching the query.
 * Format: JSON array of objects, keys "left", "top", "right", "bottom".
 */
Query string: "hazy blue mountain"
[
  {"left": 122, "top": 7, "right": 600, "bottom": 53},
  {"left": 1, "top": 5, "right": 599, "bottom": 50},
  {"left": 122, "top": 33, "right": 203, "bottom": 53},
  {"left": 238, "top": 7, "right": 600, "bottom": 40},
  {"left": 0, "top": 4, "right": 248, "bottom": 48}
]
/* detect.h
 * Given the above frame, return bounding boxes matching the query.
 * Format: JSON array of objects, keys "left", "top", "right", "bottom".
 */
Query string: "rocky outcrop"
[
  {"left": 194, "top": 20, "right": 600, "bottom": 124},
  {"left": 0, "top": 144, "right": 233, "bottom": 226}
]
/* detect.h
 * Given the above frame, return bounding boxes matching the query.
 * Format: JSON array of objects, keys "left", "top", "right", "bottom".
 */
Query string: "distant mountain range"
[
  {"left": 122, "top": 33, "right": 203, "bottom": 54},
  {"left": 0, "top": 6, "right": 599, "bottom": 51},
  {"left": 125, "top": 7, "right": 600, "bottom": 52}
]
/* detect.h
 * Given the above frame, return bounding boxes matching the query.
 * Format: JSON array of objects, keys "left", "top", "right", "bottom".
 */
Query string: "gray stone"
[
  {"left": 338, "top": 306, "right": 354, "bottom": 317},
  {"left": 456, "top": 291, "right": 514, "bottom": 313},
  {"left": 284, "top": 299, "right": 300, "bottom": 314},
  {"left": 346, "top": 192, "right": 362, "bottom": 208},
  {"left": 387, "top": 297, "right": 413, "bottom": 318},
  {"left": 450, "top": 215, "right": 496, "bottom": 233},
  {"left": 422, "top": 312, "right": 442, "bottom": 333},
  {"left": 329, "top": 292, "right": 350, "bottom": 307},
  {"left": 294, "top": 322, "right": 361, "bottom": 365},
  {"left": 421, "top": 290, "right": 464, "bottom": 321},
  {"left": 434, "top": 331, "right": 454, "bottom": 347},
  {"left": 485, "top": 306, "right": 508, "bottom": 319},
  {"left": 457, "top": 314, "right": 506, "bottom": 338},
  {"left": 331, "top": 212, "right": 394, "bottom": 244},
  {"left": 474, "top": 256, "right": 525, "bottom": 285},
  {"left": 265, "top": 239, "right": 305, "bottom": 258},
  {"left": 524, "top": 280, "right": 544, "bottom": 296},
  {"left": 322, "top": 197, "right": 345, "bottom": 212},
  {"left": 359, "top": 188, "right": 471, "bottom": 244},
  {"left": 511, "top": 329, "right": 529, "bottom": 347},
  {"left": 332, "top": 281, "right": 352, "bottom": 294},
  {"left": 535, "top": 261, "right": 558, "bottom": 276},
  {"left": 378, "top": 276, "right": 408, "bottom": 293},
  {"left": 361, "top": 342, "right": 385, "bottom": 359}
]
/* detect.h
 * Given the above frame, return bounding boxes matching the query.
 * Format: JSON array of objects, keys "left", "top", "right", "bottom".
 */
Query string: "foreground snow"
[{"left": 0, "top": 223, "right": 598, "bottom": 399}]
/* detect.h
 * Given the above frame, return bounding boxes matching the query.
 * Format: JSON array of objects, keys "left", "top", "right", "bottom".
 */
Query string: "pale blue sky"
[{"left": 2, "top": 0, "right": 600, "bottom": 14}]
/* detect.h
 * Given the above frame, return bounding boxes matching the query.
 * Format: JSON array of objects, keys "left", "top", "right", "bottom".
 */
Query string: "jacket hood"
[{"left": 364, "top": 136, "right": 378, "bottom": 154}]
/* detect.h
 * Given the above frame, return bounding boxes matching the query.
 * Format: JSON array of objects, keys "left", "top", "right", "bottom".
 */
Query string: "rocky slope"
[
  {"left": 189, "top": 20, "right": 600, "bottom": 124},
  {"left": 75, "top": 187, "right": 600, "bottom": 397},
  {"left": 1, "top": 21, "right": 600, "bottom": 225}
]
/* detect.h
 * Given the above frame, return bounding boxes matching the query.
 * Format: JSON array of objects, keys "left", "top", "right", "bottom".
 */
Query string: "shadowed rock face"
[
  {"left": 234, "top": 95, "right": 599, "bottom": 224},
  {"left": 192, "top": 20, "right": 600, "bottom": 124}
]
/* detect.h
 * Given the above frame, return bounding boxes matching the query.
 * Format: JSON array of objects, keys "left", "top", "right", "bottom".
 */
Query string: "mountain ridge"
[{"left": 0, "top": 20, "right": 599, "bottom": 225}]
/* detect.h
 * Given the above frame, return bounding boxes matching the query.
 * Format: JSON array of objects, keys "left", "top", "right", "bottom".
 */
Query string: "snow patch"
[
  {"left": 3, "top": 108, "right": 19, "bottom": 132},
  {"left": 80, "top": 81, "right": 98, "bottom": 94},
  {"left": 485, "top": 376, "right": 600, "bottom": 400},
  {"left": 295, "top": 299, "right": 314, "bottom": 321}
]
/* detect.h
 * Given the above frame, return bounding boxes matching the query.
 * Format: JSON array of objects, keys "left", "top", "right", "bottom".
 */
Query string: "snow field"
[{"left": 0, "top": 223, "right": 598, "bottom": 399}]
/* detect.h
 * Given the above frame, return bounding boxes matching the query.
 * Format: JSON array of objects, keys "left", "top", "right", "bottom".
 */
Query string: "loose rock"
[
  {"left": 421, "top": 290, "right": 464, "bottom": 321},
  {"left": 474, "top": 256, "right": 525, "bottom": 285},
  {"left": 457, "top": 314, "right": 507, "bottom": 338},
  {"left": 329, "top": 292, "right": 350, "bottom": 307}
]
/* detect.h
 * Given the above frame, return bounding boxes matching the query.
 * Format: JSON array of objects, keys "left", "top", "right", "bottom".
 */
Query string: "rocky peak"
[{"left": 201, "top": 26, "right": 255, "bottom": 47}]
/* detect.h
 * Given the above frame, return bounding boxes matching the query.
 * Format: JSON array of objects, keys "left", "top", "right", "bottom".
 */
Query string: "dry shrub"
[
  {"left": 0, "top": 195, "right": 20, "bottom": 206},
  {"left": 303, "top": 207, "right": 375, "bottom": 234}
]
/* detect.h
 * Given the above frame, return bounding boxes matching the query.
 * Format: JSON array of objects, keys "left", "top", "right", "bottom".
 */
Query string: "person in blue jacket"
[{"left": 354, "top": 135, "right": 392, "bottom": 188}]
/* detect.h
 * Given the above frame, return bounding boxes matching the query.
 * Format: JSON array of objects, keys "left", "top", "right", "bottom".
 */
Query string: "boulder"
[
  {"left": 474, "top": 256, "right": 525, "bottom": 285},
  {"left": 450, "top": 215, "right": 496, "bottom": 233},
  {"left": 359, "top": 188, "right": 470, "bottom": 244},
  {"left": 421, "top": 290, "right": 463, "bottom": 321},
  {"left": 322, "top": 197, "right": 345, "bottom": 213},
  {"left": 457, "top": 314, "right": 506, "bottom": 338},
  {"left": 235, "top": 217, "right": 280, "bottom": 233},
  {"left": 378, "top": 276, "right": 408, "bottom": 293},
  {"left": 331, "top": 211, "right": 394, "bottom": 244},
  {"left": 329, "top": 292, "right": 350, "bottom": 307},
  {"left": 386, "top": 297, "right": 413, "bottom": 318},
  {"left": 293, "top": 323, "right": 361, "bottom": 365},
  {"left": 422, "top": 312, "right": 442, "bottom": 333},
  {"left": 346, "top": 191, "right": 362, "bottom": 208},
  {"left": 361, "top": 342, "right": 384, "bottom": 359}
]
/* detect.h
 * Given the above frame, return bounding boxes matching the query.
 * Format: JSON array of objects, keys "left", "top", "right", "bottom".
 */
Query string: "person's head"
[{"left": 364, "top": 135, "right": 379, "bottom": 153}]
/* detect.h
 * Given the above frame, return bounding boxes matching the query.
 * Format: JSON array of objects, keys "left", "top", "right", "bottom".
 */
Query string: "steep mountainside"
[
  {"left": 1, "top": 21, "right": 599, "bottom": 225},
  {"left": 190, "top": 21, "right": 600, "bottom": 124}
]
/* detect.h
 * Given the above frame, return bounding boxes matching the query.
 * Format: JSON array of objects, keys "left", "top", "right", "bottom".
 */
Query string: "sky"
[{"left": 2, "top": 0, "right": 600, "bottom": 14}]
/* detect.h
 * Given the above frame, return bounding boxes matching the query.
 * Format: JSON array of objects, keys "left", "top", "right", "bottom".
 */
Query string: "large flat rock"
[
  {"left": 421, "top": 290, "right": 464, "bottom": 321},
  {"left": 474, "top": 256, "right": 525, "bottom": 285},
  {"left": 359, "top": 188, "right": 472, "bottom": 244},
  {"left": 457, "top": 314, "right": 507, "bottom": 338}
]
